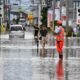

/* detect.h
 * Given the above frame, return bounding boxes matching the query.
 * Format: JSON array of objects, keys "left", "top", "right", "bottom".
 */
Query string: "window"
[
  {"left": 11, "top": 27, "right": 23, "bottom": 31},
  {"left": 76, "top": 2, "right": 78, "bottom": 7},
  {"left": 79, "top": 2, "right": 80, "bottom": 7},
  {"left": 73, "top": 2, "right": 76, "bottom": 9}
]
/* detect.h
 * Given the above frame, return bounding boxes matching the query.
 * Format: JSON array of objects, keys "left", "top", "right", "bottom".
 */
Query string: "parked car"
[{"left": 9, "top": 24, "right": 25, "bottom": 39}]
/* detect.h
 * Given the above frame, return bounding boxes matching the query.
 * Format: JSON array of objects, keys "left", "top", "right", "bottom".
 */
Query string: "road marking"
[{"left": 0, "top": 45, "right": 80, "bottom": 49}]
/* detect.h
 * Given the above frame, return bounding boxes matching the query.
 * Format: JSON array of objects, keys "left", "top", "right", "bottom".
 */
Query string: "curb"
[{"left": 0, "top": 31, "right": 9, "bottom": 35}]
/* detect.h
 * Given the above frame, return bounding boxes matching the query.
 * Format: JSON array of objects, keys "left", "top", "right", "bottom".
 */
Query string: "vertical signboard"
[
  {"left": 55, "top": 8, "right": 60, "bottom": 20},
  {"left": 55, "top": 0, "right": 60, "bottom": 20},
  {"left": 38, "top": 4, "right": 42, "bottom": 26},
  {"left": 76, "top": 7, "right": 80, "bottom": 24},
  {"left": 61, "top": 6, "right": 67, "bottom": 26},
  {"left": 47, "top": 9, "right": 53, "bottom": 27},
  {"left": 61, "top": 6, "right": 66, "bottom": 16}
]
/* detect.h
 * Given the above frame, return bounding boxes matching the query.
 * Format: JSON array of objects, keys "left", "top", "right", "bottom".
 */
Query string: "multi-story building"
[
  {"left": 10, "top": 0, "right": 27, "bottom": 23},
  {"left": 4, "top": 0, "right": 10, "bottom": 22},
  {"left": 45, "top": 0, "right": 53, "bottom": 8},
  {"left": 30, "top": 0, "right": 40, "bottom": 25},
  {"left": 60, "top": 0, "right": 80, "bottom": 23},
  {"left": 73, "top": 0, "right": 80, "bottom": 22},
  {"left": 41, "top": 0, "right": 47, "bottom": 8},
  {"left": 0, "top": 0, "right": 4, "bottom": 26},
  {"left": 62, "top": 0, "right": 80, "bottom": 24},
  {"left": 53, "top": 0, "right": 79, "bottom": 24},
  {"left": 31, "top": 0, "right": 80, "bottom": 25},
  {"left": 10, "top": 0, "right": 20, "bottom": 21}
]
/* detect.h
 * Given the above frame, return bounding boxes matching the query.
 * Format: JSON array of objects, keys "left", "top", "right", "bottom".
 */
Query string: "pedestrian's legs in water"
[
  {"left": 56, "top": 41, "right": 64, "bottom": 60},
  {"left": 59, "top": 54, "right": 63, "bottom": 60},
  {"left": 41, "top": 37, "right": 44, "bottom": 48},
  {"left": 40, "top": 37, "right": 45, "bottom": 55}
]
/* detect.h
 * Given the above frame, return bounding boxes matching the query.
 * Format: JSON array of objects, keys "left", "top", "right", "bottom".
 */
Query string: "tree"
[
  {"left": 66, "top": 26, "right": 73, "bottom": 37},
  {"left": 41, "top": 7, "right": 48, "bottom": 26},
  {"left": 16, "top": 17, "right": 20, "bottom": 24}
]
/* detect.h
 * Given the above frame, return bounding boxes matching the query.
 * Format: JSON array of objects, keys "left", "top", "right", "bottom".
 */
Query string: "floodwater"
[{"left": 0, "top": 32, "right": 80, "bottom": 80}]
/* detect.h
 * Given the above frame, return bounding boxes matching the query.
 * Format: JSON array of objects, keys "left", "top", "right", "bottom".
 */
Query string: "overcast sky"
[{"left": 10, "top": 0, "right": 32, "bottom": 12}]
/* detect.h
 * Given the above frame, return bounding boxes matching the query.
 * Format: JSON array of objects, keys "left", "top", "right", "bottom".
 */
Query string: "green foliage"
[
  {"left": 77, "top": 32, "right": 80, "bottom": 37},
  {"left": 41, "top": 7, "right": 48, "bottom": 26},
  {"left": 66, "top": 26, "right": 73, "bottom": 37},
  {"left": 16, "top": 17, "right": 20, "bottom": 24},
  {"left": 54, "top": 20, "right": 57, "bottom": 29}
]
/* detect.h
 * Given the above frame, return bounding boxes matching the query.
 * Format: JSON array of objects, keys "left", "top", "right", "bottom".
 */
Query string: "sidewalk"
[{"left": 0, "top": 31, "right": 9, "bottom": 39}]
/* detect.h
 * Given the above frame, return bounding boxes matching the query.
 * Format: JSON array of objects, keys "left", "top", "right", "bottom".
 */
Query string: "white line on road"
[{"left": 0, "top": 45, "right": 80, "bottom": 49}]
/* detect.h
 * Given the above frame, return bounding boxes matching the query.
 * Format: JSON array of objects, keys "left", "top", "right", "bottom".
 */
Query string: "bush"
[
  {"left": 77, "top": 32, "right": 80, "bottom": 37},
  {"left": 65, "top": 26, "right": 73, "bottom": 37}
]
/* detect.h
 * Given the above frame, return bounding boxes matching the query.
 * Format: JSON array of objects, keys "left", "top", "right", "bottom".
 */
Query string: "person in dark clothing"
[
  {"left": 6, "top": 21, "right": 10, "bottom": 31},
  {"left": 40, "top": 25, "right": 48, "bottom": 48},
  {"left": 33, "top": 24, "right": 39, "bottom": 42},
  {"left": 40, "top": 28, "right": 47, "bottom": 37}
]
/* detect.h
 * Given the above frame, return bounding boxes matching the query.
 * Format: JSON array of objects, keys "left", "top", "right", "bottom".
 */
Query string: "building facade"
[
  {"left": 10, "top": 0, "right": 20, "bottom": 21},
  {"left": 31, "top": 0, "right": 80, "bottom": 25},
  {"left": 73, "top": 0, "right": 80, "bottom": 22},
  {"left": 3, "top": 0, "right": 10, "bottom": 23},
  {"left": 31, "top": 0, "right": 47, "bottom": 25},
  {"left": 0, "top": 0, "right": 4, "bottom": 26}
]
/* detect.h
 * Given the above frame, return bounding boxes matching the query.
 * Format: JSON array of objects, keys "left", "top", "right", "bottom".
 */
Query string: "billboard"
[
  {"left": 55, "top": 8, "right": 60, "bottom": 20},
  {"left": 76, "top": 7, "right": 80, "bottom": 24},
  {"left": 61, "top": 6, "right": 66, "bottom": 16},
  {"left": 10, "top": 5, "right": 20, "bottom": 12},
  {"left": 47, "top": 9, "right": 53, "bottom": 27}
]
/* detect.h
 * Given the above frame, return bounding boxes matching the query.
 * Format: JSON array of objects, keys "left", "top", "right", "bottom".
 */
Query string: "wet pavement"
[{"left": 0, "top": 28, "right": 80, "bottom": 80}]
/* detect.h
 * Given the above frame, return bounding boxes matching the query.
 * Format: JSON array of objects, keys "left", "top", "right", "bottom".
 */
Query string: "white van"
[{"left": 9, "top": 24, "right": 25, "bottom": 39}]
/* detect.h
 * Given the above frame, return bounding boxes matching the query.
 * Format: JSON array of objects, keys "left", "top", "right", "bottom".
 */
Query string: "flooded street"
[
  {"left": 0, "top": 31, "right": 80, "bottom": 80},
  {"left": 1, "top": 0, "right": 80, "bottom": 79}
]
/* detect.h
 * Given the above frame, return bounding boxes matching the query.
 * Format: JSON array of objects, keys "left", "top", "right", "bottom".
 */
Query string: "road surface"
[{"left": 0, "top": 28, "right": 80, "bottom": 80}]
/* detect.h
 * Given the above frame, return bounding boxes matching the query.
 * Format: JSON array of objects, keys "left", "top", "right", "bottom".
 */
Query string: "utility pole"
[
  {"left": 52, "top": 0, "right": 55, "bottom": 29},
  {"left": 66, "top": 0, "right": 69, "bottom": 28},
  {"left": 8, "top": 0, "right": 10, "bottom": 25},
  {"left": 18, "top": 0, "right": 22, "bottom": 17},
  {"left": 38, "top": 1, "right": 42, "bottom": 27},
  {"left": 60, "top": 0, "right": 62, "bottom": 20}
]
